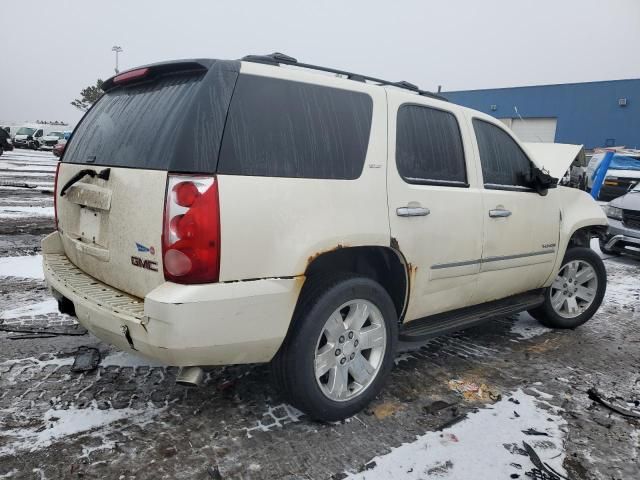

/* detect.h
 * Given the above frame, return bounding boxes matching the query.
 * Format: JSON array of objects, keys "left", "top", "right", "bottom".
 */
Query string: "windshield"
[
  {"left": 16, "top": 127, "right": 36, "bottom": 135},
  {"left": 48, "top": 132, "right": 64, "bottom": 138}
]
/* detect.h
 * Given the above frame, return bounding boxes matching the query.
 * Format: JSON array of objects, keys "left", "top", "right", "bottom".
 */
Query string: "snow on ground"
[
  {"left": 100, "top": 351, "right": 165, "bottom": 368},
  {"left": 0, "top": 401, "right": 164, "bottom": 456},
  {"left": 344, "top": 389, "right": 566, "bottom": 479},
  {"left": 0, "top": 255, "right": 44, "bottom": 279},
  {"left": 0, "top": 298, "right": 58, "bottom": 319},
  {"left": 0, "top": 205, "right": 54, "bottom": 218},
  {"left": 510, "top": 312, "right": 552, "bottom": 340}
]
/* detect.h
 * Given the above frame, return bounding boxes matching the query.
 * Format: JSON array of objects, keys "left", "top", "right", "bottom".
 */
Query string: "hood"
[
  {"left": 522, "top": 142, "right": 583, "bottom": 182},
  {"left": 43, "top": 135, "right": 60, "bottom": 141},
  {"left": 610, "top": 190, "right": 640, "bottom": 210}
]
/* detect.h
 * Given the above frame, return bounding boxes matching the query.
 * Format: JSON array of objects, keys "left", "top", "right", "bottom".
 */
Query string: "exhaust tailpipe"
[{"left": 176, "top": 366, "right": 204, "bottom": 387}]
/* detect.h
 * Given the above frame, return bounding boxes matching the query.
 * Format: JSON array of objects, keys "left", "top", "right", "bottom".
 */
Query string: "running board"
[{"left": 399, "top": 289, "right": 545, "bottom": 342}]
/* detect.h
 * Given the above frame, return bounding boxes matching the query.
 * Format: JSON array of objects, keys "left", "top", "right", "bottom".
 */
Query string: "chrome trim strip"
[
  {"left": 431, "top": 249, "right": 556, "bottom": 270},
  {"left": 431, "top": 259, "right": 481, "bottom": 270},
  {"left": 483, "top": 249, "right": 556, "bottom": 263}
]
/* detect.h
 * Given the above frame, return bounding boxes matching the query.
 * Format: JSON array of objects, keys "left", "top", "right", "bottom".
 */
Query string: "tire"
[
  {"left": 529, "top": 247, "right": 606, "bottom": 329},
  {"left": 599, "top": 238, "right": 619, "bottom": 256},
  {"left": 272, "top": 273, "right": 398, "bottom": 421}
]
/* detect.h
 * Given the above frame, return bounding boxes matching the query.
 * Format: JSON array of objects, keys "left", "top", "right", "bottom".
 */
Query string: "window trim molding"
[
  {"left": 472, "top": 117, "right": 535, "bottom": 192},
  {"left": 396, "top": 102, "right": 469, "bottom": 188}
]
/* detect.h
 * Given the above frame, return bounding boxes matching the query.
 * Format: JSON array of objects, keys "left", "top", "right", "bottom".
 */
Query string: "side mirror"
[{"left": 525, "top": 166, "right": 558, "bottom": 196}]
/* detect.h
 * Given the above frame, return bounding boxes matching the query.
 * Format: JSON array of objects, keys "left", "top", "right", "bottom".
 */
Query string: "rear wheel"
[
  {"left": 272, "top": 274, "right": 398, "bottom": 421},
  {"left": 529, "top": 247, "right": 606, "bottom": 328}
]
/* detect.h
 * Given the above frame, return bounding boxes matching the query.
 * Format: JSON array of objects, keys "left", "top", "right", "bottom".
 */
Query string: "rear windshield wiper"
[{"left": 60, "top": 168, "right": 111, "bottom": 197}]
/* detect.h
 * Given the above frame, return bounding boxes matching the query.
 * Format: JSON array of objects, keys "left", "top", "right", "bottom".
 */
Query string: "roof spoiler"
[{"left": 102, "top": 59, "right": 214, "bottom": 91}]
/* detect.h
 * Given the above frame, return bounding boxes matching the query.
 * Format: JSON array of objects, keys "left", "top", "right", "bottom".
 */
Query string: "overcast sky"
[{"left": 2, "top": 0, "right": 639, "bottom": 125}]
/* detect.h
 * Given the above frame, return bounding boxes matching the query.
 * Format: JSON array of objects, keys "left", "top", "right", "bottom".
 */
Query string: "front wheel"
[
  {"left": 529, "top": 247, "right": 606, "bottom": 329},
  {"left": 272, "top": 274, "right": 398, "bottom": 421}
]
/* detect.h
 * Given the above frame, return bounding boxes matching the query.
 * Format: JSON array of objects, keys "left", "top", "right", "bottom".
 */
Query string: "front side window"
[
  {"left": 218, "top": 75, "right": 373, "bottom": 179},
  {"left": 473, "top": 119, "right": 532, "bottom": 189},
  {"left": 396, "top": 105, "right": 467, "bottom": 186}
]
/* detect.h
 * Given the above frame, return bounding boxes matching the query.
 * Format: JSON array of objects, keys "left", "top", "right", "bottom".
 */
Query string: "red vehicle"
[{"left": 53, "top": 140, "right": 66, "bottom": 158}]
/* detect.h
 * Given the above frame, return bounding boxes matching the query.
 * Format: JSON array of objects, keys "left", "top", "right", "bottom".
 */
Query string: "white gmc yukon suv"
[{"left": 43, "top": 53, "right": 608, "bottom": 421}]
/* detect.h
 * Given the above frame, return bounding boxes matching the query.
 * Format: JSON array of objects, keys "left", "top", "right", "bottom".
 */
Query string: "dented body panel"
[{"left": 43, "top": 231, "right": 301, "bottom": 365}]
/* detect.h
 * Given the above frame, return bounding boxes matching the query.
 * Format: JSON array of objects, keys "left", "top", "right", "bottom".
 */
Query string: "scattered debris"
[
  {"left": 0, "top": 324, "right": 87, "bottom": 337},
  {"left": 436, "top": 413, "right": 468, "bottom": 431},
  {"left": 522, "top": 428, "right": 550, "bottom": 437},
  {"left": 448, "top": 378, "right": 500, "bottom": 402},
  {"left": 423, "top": 400, "right": 452, "bottom": 415},
  {"left": 206, "top": 465, "right": 223, "bottom": 479},
  {"left": 587, "top": 387, "right": 640, "bottom": 419},
  {"left": 522, "top": 441, "right": 569, "bottom": 480},
  {"left": 371, "top": 401, "right": 405, "bottom": 420},
  {"left": 0, "top": 181, "right": 36, "bottom": 189},
  {"left": 71, "top": 347, "right": 101, "bottom": 373}
]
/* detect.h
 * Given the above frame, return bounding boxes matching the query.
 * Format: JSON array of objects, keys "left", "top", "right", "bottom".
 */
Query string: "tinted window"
[
  {"left": 218, "top": 75, "right": 373, "bottom": 179},
  {"left": 396, "top": 105, "right": 467, "bottom": 186},
  {"left": 64, "top": 74, "right": 207, "bottom": 171},
  {"left": 473, "top": 119, "right": 532, "bottom": 188}
]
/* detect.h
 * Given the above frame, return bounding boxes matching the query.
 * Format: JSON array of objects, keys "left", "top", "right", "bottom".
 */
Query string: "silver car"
[{"left": 601, "top": 182, "right": 640, "bottom": 256}]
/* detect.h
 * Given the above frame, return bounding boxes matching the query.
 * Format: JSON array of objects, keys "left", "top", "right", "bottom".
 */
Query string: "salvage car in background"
[
  {"left": 601, "top": 182, "right": 640, "bottom": 256},
  {"left": 41, "top": 131, "right": 66, "bottom": 150},
  {"left": 587, "top": 151, "right": 640, "bottom": 201},
  {"left": 43, "top": 53, "right": 608, "bottom": 421},
  {"left": 13, "top": 125, "right": 45, "bottom": 149}
]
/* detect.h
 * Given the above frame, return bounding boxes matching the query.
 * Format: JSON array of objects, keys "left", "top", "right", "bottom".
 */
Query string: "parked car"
[
  {"left": 0, "top": 128, "right": 13, "bottom": 156},
  {"left": 587, "top": 151, "right": 640, "bottom": 201},
  {"left": 13, "top": 125, "right": 45, "bottom": 149},
  {"left": 601, "top": 182, "right": 640, "bottom": 256},
  {"left": 41, "top": 131, "right": 66, "bottom": 150},
  {"left": 42, "top": 54, "right": 608, "bottom": 421},
  {"left": 53, "top": 139, "right": 66, "bottom": 158}
]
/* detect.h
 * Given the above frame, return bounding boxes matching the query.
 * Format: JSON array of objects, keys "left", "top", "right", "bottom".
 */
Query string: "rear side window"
[
  {"left": 473, "top": 119, "right": 532, "bottom": 189},
  {"left": 218, "top": 75, "right": 373, "bottom": 179},
  {"left": 396, "top": 105, "right": 467, "bottom": 186},
  {"left": 64, "top": 74, "right": 205, "bottom": 171}
]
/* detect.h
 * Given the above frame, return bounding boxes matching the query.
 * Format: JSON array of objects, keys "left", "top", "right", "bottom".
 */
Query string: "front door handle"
[
  {"left": 397, "top": 206, "right": 430, "bottom": 217},
  {"left": 489, "top": 208, "right": 512, "bottom": 218}
]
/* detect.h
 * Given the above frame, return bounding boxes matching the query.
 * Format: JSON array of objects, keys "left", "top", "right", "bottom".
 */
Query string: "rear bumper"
[{"left": 42, "top": 232, "right": 302, "bottom": 367}]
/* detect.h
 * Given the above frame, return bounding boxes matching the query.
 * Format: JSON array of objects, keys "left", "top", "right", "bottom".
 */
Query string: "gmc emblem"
[{"left": 131, "top": 256, "right": 158, "bottom": 272}]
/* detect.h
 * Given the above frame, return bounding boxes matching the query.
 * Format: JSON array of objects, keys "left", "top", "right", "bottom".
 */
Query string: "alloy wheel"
[
  {"left": 550, "top": 259, "right": 599, "bottom": 318},
  {"left": 314, "top": 299, "right": 387, "bottom": 402}
]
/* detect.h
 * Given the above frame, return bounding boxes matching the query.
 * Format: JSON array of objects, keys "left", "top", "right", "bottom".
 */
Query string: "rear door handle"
[
  {"left": 489, "top": 208, "right": 512, "bottom": 218},
  {"left": 397, "top": 206, "right": 430, "bottom": 217}
]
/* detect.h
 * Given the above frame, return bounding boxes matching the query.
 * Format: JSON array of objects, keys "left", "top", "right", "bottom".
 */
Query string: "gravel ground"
[{"left": 0, "top": 149, "right": 638, "bottom": 480}]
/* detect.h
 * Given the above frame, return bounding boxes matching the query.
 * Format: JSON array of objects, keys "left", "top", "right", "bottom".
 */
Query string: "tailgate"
[
  {"left": 56, "top": 59, "right": 239, "bottom": 297},
  {"left": 57, "top": 164, "right": 166, "bottom": 298}
]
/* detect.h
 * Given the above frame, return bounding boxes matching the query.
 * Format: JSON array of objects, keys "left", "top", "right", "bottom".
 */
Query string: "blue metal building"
[{"left": 443, "top": 79, "right": 640, "bottom": 150}]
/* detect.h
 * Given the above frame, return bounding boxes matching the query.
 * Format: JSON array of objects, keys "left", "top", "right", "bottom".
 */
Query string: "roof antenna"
[
  {"left": 437, "top": 85, "right": 442, "bottom": 93},
  {"left": 513, "top": 106, "right": 544, "bottom": 143}
]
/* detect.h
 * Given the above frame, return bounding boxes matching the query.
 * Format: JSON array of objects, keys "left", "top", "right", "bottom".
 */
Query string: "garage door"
[{"left": 509, "top": 118, "right": 558, "bottom": 143}]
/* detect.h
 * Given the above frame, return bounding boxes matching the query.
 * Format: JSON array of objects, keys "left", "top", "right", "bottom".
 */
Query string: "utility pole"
[{"left": 112, "top": 45, "right": 123, "bottom": 74}]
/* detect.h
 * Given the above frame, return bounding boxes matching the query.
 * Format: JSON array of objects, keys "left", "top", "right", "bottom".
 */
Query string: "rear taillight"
[
  {"left": 54, "top": 162, "right": 61, "bottom": 229},
  {"left": 162, "top": 174, "right": 220, "bottom": 284}
]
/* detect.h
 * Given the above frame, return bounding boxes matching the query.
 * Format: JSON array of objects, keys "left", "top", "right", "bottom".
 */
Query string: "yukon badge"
[{"left": 131, "top": 256, "right": 158, "bottom": 272}]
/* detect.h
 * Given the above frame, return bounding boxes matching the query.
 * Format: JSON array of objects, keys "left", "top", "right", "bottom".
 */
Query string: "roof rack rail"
[{"left": 241, "top": 52, "right": 447, "bottom": 101}]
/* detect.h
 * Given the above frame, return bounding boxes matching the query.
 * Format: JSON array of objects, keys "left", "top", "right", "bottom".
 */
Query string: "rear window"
[
  {"left": 64, "top": 74, "right": 206, "bottom": 171},
  {"left": 217, "top": 74, "right": 373, "bottom": 179}
]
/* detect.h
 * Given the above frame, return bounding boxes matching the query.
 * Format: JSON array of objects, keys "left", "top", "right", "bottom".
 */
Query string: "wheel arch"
[{"left": 304, "top": 245, "right": 410, "bottom": 323}]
